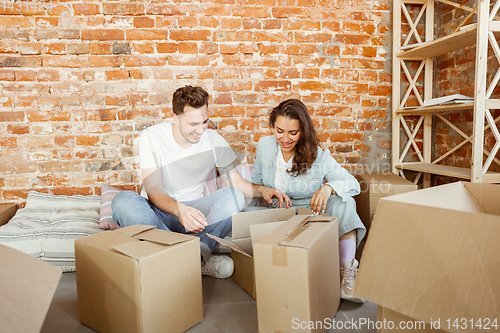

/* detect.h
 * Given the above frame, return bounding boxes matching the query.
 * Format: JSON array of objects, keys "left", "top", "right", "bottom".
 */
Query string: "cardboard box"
[
  {"left": 253, "top": 215, "right": 340, "bottom": 333},
  {"left": 358, "top": 172, "right": 418, "bottom": 220},
  {"left": 75, "top": 225, "right": 203, "bottom": 333},
  {"left": 354, "top": 182, "right": 500, "bottom": 333},
  {"left": 0, "top": 243, "right": 61, "bottom": 333},
  {"left": 0, "top": 203, "right": 17, "bottom": 226},
  {"left": 209, "top": 207, "right": 316, "bottom": 298}
]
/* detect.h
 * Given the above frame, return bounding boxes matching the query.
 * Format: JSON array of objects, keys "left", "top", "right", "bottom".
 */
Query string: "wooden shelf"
[
  {"left": 395, "top": 163, "right": 472, "bottom": 179},
  {"left": 397, "top": 25, "right": 478, "bottom": 58},
  {"left": 396, "top": 102, "right": 474, "bottom": 114},
  {"left": 395, "top": 163, "right": 500, "bottom": 182}
]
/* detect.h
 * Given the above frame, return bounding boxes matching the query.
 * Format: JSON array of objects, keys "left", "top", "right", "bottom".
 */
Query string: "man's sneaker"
[
  {"left": 340, "top": 258, "right": 365, "bottom": 303},
  {"left": 201, "top": 255, "right": 234, "bottom": 279}
]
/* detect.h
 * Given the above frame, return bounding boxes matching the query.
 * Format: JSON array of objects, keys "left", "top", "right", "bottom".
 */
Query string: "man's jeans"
[{"left": 111, "top": 187, "right": 245, "bottom": 262}]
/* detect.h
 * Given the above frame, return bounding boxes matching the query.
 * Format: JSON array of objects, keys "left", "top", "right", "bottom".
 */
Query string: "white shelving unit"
[{"left": 392, "top": 0, "right": 500, "bottom": 186}]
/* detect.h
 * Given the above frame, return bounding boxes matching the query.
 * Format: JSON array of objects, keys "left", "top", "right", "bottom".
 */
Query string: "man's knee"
[
  {"left": 111, "top": 190, "right": 144, "bottom": 223},
  {"left": 219, "top": 186, "right": 245, "bottom": 212}
]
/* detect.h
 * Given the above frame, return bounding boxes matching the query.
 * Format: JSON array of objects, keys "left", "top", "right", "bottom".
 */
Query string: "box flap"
[
  {"left": 382, "top": 182, "right": 485, "bottom": 213},
  {"left": 249, "top": 221, "right": 287, "bottom": 244},
  {"left": 115, "top": 224, "right": 155, "bottom": 237},
  {"left": 463, "top": 182, "right": 500, "bottom": 215},
  {"left": 112, "top": 238, "right": 179, "bottom": 260},
  {"left": 0, "top": 244, "right": 62, "bottom": 333},
  {"left": 280, "top": 221, "right": 336, "bottom": 249},
  {"left": 207, "top": 234, "right": 252, "bottom": 257},
  {"left": 271, "top": 215, "right": 334, "bottom": 237},
  {"left": 136, "top": 228, "right": 195, "bottom": 245},
  {"left": 232, "top": 208, "right": 295, "bottom": 240}
]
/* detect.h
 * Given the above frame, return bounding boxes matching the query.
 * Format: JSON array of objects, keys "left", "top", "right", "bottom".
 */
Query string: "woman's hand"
[
  {"left": 260, "top": 186, "right": 292, "bottom": 208},
  {"left": 310, "top": 184, "right": 335, "bottom": 214}
]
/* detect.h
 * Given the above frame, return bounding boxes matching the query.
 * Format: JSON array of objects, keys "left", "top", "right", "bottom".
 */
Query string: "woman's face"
[{"left": 274, "top": 115, "right": 301, "bottom": 155}]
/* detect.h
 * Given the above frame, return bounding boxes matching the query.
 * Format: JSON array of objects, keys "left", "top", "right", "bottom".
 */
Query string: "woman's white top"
[{"left": 274, "top": 150, "right": 294, "bottom": 192}]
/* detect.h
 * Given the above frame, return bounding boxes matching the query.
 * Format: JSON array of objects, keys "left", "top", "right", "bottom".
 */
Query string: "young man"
[{"left": 112, "top": 85, "right": 291, "bottom": 278}]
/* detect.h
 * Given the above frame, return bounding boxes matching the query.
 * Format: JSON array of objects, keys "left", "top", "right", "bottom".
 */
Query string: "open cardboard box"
[
  {"left": 253, "top": 214, "right": 340, "bottom": 333},
  {"left": 208, "top": 207, "right": 320, "bottom": 298},
  {"left": 0, "top": 243, "right": 62, "bottom": 333},
  {"left": 75, "top": 225, "right": 203, "bottom": 333},
  {"left": 354, "top": 182, "right": 500, "bottom": 333}
]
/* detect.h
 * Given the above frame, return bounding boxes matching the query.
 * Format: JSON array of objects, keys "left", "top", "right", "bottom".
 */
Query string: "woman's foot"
[{"left": 340, "top": 258, "right": 365, "bottom": 303}]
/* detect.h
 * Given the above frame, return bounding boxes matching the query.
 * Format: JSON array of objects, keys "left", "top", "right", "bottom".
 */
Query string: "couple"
[{"left": 112, "top": 86, "right": 366, "bottom": 303}]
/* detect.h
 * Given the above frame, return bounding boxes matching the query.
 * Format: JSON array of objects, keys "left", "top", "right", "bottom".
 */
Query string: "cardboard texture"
[
  {"left": 355, "top": 182, "right": 500, "bottom": 333},
  {"left": 253, "top": 215, "right": 340, "bottom": 333},
  {"left": 0, "top": 203, "right": 17, "bottom": 226},
  {"left": 0, "top": 243, "right": 62, "bottom": 333},
  {"left": 209, "top": 207, "right": 322, "bottom": 298},
  {"left": 75, "top": 225, "right": 203, "bottom": 333},
  {"left": 358, "top": 172, "right": 418, "bottom": 221}
]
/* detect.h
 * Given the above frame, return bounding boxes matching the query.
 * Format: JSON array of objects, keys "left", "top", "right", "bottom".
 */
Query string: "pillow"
[
  {"left": 25, "top": 191, "right": 101, "bottom": 210},
  {"left": 0, "top": 191, "right": 102, "bottom": 272},
  {"left": 99, "top": 184, "right": 122, "bottom": 229}
]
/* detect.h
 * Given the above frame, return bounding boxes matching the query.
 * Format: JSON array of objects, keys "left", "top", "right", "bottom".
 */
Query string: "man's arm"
[
  {"left": 142, "top": 167, "right": 207, "bottom": 233},
  {"left": 220, "top": 164, "right": 292, "bottom": 208}
]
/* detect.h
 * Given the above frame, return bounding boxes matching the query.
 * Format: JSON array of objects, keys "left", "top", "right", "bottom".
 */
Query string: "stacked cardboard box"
[
  {"left": 358, "top": 172, "right": 418, "bottom": 221},
  {"left": 75, "top": 225, "right": 203, "bottom": 333},
  {"left": 354, "top": 182, "right": 500, "bottom": 333}
]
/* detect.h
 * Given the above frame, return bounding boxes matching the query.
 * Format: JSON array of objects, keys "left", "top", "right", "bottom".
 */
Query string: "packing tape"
[{"left": 272, "top": 245, "right": 287, "bottom": 267}]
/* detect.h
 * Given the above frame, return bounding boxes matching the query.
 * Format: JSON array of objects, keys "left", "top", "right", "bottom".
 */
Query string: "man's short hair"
[{"left": 172, "top": 85, "right": 209, "bottom": 115}]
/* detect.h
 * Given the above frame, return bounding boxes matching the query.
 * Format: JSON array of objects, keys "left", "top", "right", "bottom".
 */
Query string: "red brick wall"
[{"left": 0, "top": 0, "right": 392, "bottom": 204}]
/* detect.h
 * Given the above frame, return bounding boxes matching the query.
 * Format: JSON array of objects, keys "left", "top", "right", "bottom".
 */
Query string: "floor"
[{"left": 41, "top": 272, "right": 378, "bottom": 333}]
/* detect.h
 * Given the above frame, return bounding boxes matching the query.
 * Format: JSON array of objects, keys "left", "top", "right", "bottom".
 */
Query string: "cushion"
[
  {"left": 25, "top": 191, "right": 101, "bottom": 210},
  {"left": 0, "top": 191, "right": 102, "bottom": 272},
  {"left": 99, "top": 184, "right": 122, "bottom": 229}
]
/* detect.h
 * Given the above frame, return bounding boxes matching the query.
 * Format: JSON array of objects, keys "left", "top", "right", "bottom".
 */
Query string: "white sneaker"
[
  {"left": 201, "top": 255, "right": 234, "bottom": 279},
  {"left": 340, "top": 258, "right": 365, "bottom": 303}
]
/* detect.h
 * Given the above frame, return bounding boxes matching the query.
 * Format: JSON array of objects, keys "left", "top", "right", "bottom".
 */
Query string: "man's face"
[{"left": 175, "top": 105, "right": 209, "bottom": 145}]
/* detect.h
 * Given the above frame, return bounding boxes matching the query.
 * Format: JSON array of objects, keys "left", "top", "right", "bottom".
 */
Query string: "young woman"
[{"left": 248, "top": 99, "right": 366, "bottom": 303}]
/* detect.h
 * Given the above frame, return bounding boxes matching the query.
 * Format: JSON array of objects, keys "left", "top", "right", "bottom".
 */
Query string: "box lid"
[
  {"left": 232, "top": 208, "right": 296, "bottom": 240},
  {"left": 112, "top": 226, "right": 197, "bottom": 259},
  {"left": 0, "top": 244, "right": 62, "bottom": 333},
  {"left": 355, "top": 182, "right": 500, "bottom": 330},
  {"left": 255, "top": 215, "right": 336, "bottom": 249}
]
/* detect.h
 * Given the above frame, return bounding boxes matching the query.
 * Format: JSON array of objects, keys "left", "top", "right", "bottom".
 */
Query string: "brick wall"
[{"left": 0, "top": 0, "right": 392, "bottom": 204}]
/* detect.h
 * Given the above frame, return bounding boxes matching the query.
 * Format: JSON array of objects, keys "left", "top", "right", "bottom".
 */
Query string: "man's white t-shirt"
[{"left": 139, "top": 122, "right": 236, "bottom": 202}]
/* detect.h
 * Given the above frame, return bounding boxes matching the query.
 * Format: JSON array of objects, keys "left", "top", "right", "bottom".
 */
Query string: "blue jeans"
[{"left": 111, "top": 187, "right": 245, "bottom": 262}]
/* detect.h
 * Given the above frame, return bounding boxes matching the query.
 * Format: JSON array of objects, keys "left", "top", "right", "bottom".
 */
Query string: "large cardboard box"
[
  {"left": 75, "top": 225, "right": 203, "bottom": 333},
  {"left": 253, "top": 215, "right": 340, "bottom": 333},
  {"left": 0, "top": 203, "right": 17, "bottom": 226},
  {"left": 354, "top": 182, "right": 500, "bottom": 333},
  {"left": 0, "top": 243, "right": 62, "bottom": 333},
  {"left": 209, "top": 207, "right": 317, "bottom": 298}
]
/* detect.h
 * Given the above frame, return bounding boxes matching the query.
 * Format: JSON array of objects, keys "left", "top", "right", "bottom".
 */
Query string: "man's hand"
[
  {"left": 310, "top": 184, "right": 334, "bottom": 214},
  {"left": 260, "top": 187, "right": 292, "bottom": 208},
  {"left": 178, "top": 204, "right": 207, "bottom": 233}
]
